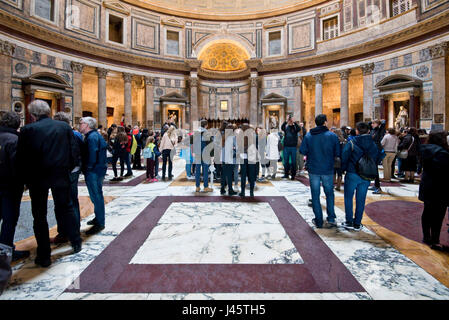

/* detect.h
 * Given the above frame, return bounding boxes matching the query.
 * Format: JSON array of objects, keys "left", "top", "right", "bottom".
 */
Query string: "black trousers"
[
  {"left": 132, "top": 147, "right": 142, "bottom": 169},
  {"left": 221, "top": 164, "right": 234, "bottom": 192},
  {"left": 112, "top": 152, "right": 126, "bottom": 177},
  {"left": 162, "top": 149, "right": 173, "bottom": 178},
  {"left": 422, "top": 200, "right": 448, "bottom": 245},
  {"left": 240, "top": 160, "right": 256, "bottom": 195},
  {"left": 29, "top": 185, "right": 81, "bottom": 259},
  {"left": 0, "top": 186, "right": 23, "bottom": 247}
]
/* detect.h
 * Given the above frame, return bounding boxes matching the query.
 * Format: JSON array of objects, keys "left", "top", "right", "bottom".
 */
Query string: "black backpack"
[{"left": 350, "top": 141, "right": 377, "bottom": 181}]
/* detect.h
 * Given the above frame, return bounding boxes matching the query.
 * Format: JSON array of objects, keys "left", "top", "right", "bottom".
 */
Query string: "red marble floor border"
[
  {"left": 296, "top": 175, "right": 404, "bottom": 187},
  {"left": 66, "top": 196, "right": 365, "bottom": 293},
  {"left": 79, "top": 172, "right": 147, "bottom": 187}
]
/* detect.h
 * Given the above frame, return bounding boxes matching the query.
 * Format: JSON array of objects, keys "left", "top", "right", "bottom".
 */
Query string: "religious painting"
[
  {"left": 167, "top": 109, "right": 179, "bottom": 127},
  {"left": 220, "top": 100, "right": 228, "bottom": 111},
  {"left": 267, "top": 110, "right": 280, "bottom": 130}
]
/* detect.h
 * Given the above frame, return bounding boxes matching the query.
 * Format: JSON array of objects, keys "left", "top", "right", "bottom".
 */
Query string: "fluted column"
[
  {"left": 429, "top": 42, "right": 449, "bottom": 130},
  {"left": 293, "top": 77, "right": 303, "bottom": 122},
  {"left": 313, "top": 74, "right": 324, "bottom": 116},
  {"left": 96, "top": 67, "right": 108, "bottom": 129},
  {"left": 361, "top": 63, "right": 374, "bottom": 121},
  {"left": 123, "top": 73, "right": 133, "bottom": 126},
  {"left": 209, "top": 87, "right": 216, "bottom": 119},
  {"left": 250, "top": 76, "right": 258, "bottom": 126},
  {"left": 189, "top": 77, "right": 199, "bottom": 129},
  {"left": 145, "top": 76, "right": 154, "bottom": 128},
  {"left": 231, "top": 87, "right": 239, "bottom": 120},
  {"left": 0, "top": 40, "right": 15, "bottom": 113},
  {"left": 339, "top": 69, "right": 350, "bottom": 127},
  {"left": 71, "top": 62, "right": 84, "bottom": 123}
]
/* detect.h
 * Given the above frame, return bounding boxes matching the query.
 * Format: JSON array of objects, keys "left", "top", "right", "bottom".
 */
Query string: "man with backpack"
[
  {"left": 300, "top": 114, "right": 340, "bottom": 228},
  {"left": 341, "top": 121, "right": 380, "bottom": 231}
]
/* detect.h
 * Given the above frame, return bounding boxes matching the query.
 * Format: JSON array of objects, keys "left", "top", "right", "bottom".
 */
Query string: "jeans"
[
  {"left": 195, "top": 163, "right": 210, "bottom": 188},
  {"left": 283, "top": 147, "right": 297, "bottom": 176},
  {"left": 155, "top": 156, "right": 160, "bottom": 176},
  {"left": 309, "top": 174, "right": 336, "bottom": 226},
  {"left": 186, "top": 163, "right": 192, "bottom": 177},
  {"left": 240, "top": 160, "right": 256, "bottom": 195},
  {"left": 85, "top": 172, "right": 106, "bottom": 227},
  {"left": 221, "top": 164, "right": 234, "bottom": 192},
  {"left": 343, "top": 172, "right": 370, "bottom": 226},
  {"left": 0, "top": 187, "right": 23, "bottom": 247},
  {"left": 125, "top": 152, "right": 132, "bottom": 175},
  {"left": 162, "top": 149, "right": 173, "bottom": 178}
]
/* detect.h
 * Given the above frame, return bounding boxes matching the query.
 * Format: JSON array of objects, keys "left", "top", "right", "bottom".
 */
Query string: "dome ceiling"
[
  {"left": 198, "top": 42, "right": 250, "bottom": 72},
  {"left": 123, "top": 0, "right": 326, "bottom": 20}
]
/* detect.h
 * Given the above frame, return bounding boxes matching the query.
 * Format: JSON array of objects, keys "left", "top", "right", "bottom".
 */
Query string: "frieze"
[
  {"left": 403, "top": 53, "right": 412, "bottom": 66},
  {"left": 390, "top": 57, "right": 398, "bottom": 69},
  {"left": 419, "top": 48, "right": 431, "bottom": 61},
  {"left": 32, "top": 52, "right": 41, "bottom": 64}
]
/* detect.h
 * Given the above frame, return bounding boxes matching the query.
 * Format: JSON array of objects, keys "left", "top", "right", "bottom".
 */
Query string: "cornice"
[
  {"left": 0, "top": 9, "right": 189, "bottom": 72},
  {"left": 197, "top": 67, "right": 250, "bottom": 80}
]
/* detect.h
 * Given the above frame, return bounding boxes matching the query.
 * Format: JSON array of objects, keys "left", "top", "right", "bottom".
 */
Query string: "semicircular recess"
[{"left": 198, "top": 42, "right": 250, "bottom": 73}]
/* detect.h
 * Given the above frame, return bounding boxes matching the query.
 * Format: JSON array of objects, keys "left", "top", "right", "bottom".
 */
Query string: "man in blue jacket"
[
  {"left": 300, "top": 114, "right": 340, "bottom": 228},
  {"left": 341, "top": 121, "right": 380, "bottom": 231},
  {"left": 79, "top": 117, "right": 108, "bottom": 235}
]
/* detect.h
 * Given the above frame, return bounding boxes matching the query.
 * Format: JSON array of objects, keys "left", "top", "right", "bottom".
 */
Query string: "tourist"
[
  {"left": 266, "top": 128, "right": 280, "bottom": 179},
  {"left": 110, "top": 126, "right": 128, "bottom": 181},
  {"left": 132, "top": 125, "right": 143, "bottom": 170},
  {"left": 139, "top": 128, "right": 150, "bottom": 168},
  {"left": 143, "top": 136, "right": 158, "bottom": 183},
  {"left": 51, "top": 112, "right": 83, "bottom": 245},
  {"left": 398, "top": 127, "right": 420, "bottom": 183},
  {"left": 296, "top": 122, "right": 307, "bottom": 175},
  {"left": 180, "top": 133, "right": 194, "bottom": 180},
  {"left": 334, "top": 128, "right": 347, "bottom": 191},
  {"left": 369, "top": 119, "right": 386, "bottom": 194},
  {"left": 381, "top": 128, "right": 399, "bottom": 182},
  {"left": 299, "top": 114, "right": 340, "bottom": 228},
  {"left": 123, "top": 126, "right": 133, "bottom": 177},
  {"left": 79, "top": 117, "right": 108, "bottom": 235},
  {"left": 419, "top": 130, "right": 449, "bottom": 251},
  {"left": 16, "top": 100, "right": 82, "bottom": 267},
  {"left": 341, "top": 122, "right": 380, "bottom": 231},
  {"left": 154, "top": 131, "right": 161, "bottom": 179},
  {"left": 281, "top": 114, "right": 301, "bottom": 180},
  {"left": 193, "top": 119, "right": 213, "bottom": 193},
  {"left": 220, "top": 123, "right": 237, "bottom": 196},
  {"left": 238, "top": 124, "right": 257, "bottom": 197},
  {"left": 0, "top": 112, "right": 29, "bottom": 261},
  {"left": 160, "top": 125, "right": 177, "bottom": 181}
]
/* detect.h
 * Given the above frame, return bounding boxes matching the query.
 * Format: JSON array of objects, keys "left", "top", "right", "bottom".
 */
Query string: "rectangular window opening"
[
  {"left": 166, "top": 30, "right": 180, "bottom": 56},
  {"left": 35, "top": 0, "right": 55, "bottom": 22},
  {"left": 323, "top": 17, "right": 339, "bottom": 41},
  {"left": 109, "top": 15, "right": 124, "bottom": 44},
  {"left": 268, "top": 31, "right": 281, "bottom": 56}
]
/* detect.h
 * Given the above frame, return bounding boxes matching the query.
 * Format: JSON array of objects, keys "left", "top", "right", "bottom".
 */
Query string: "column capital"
[
  {"left": 429, "top": 42, "right": 449, "bottom": 59},
  {"left": 96, "top": 67, "right": 109, "bottom": 79},
  {"left": 123, "top": 73, "right": 133, "bottom": 83},
  {"left": 209, "top": 87, "right": 217, "bottom": 94},
  {"left": 338, "top": 69, "right": 351, "bottom": 80},
  {"left": 189, "top": 77, "right": 198, "bottom": 87},
  {"left": 0, "top": 40, "right": 15, "bottom": 57},
  {"left": 292, "top": 77, "right": 303, "bottom": 86},
  {"left": 231, "top": 87, "right": 239, "bottom": 93},
  {"left": 313, "top": 74, "right": 324, "bottom": 84},
  {"left": 245, "top": 59, "right": 262, "bottom": 71},
  {"left": 185, "top": 58, "right": 202, "bottom": 70},
  {"left": 361, "top": 63, "right": 375, "bottom": 75},
  {"left": 250, "top": 77, "right": 259, "bottom": 87},
  {"left": 144, "top": 76, "right": 154, "bottom": 86},
  {"left": 71, "top": 62, "right": 84, "bottom": 73}
]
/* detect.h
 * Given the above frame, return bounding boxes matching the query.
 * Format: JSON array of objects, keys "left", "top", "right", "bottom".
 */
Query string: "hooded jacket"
[
  {"left": 341, "top": 134, "right": 380, "bottom": 174},
  {"left": 281, "top": 121, "right": 300, "bottom": 147},
  {"left": 299, "top": 126, "right": 340, "bottom": 175},
  {"left": 418, "top": 144, "right": 449, "bottom": 204}
]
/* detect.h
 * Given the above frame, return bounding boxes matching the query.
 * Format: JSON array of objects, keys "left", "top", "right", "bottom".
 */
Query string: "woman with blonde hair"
[{"left": 159, "top": 125, "right": 177, "bottom": 181}]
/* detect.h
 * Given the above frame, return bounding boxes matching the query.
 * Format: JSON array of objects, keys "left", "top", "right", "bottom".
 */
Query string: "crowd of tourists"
[{"left": 1, "top": 99, "right": 449, "bottom": 294}]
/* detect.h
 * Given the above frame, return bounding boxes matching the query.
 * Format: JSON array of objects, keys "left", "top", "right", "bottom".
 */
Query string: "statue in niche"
[
  {"left": 269, "top": 112, "right": 279, "bottom": 129},
  {"left": 395, "top": 106, "right": 409, "bottom": 130}
]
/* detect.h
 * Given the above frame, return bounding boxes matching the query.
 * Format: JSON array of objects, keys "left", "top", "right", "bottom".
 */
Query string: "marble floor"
[{"left": 1, "top": 157, "right": 449, "bottom": 300}]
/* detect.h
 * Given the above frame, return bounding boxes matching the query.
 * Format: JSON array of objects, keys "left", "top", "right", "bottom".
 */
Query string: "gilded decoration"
[{"left": 198, "top": 43, "right": 250, "bottom": 72}]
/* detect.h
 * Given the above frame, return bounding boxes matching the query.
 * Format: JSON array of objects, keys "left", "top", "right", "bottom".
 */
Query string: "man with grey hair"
[
  {"left": 79, "top": 116, "right": 107, "bottom": 235},
  {"left": 16, "top": 100, "right": 82, "bottom": 268}
]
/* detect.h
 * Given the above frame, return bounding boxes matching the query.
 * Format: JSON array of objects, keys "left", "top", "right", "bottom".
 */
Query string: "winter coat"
[
  {"left": 81, "top": 129, "right": 108, "bottom": 176},
  {"left": 398, "top": 133, "right": 419, "bottom": 157},
  {"left": 0, "top": 126, "right": 20, "bottom": 189},
  {"left": 299, "top": 126, "right": 340, "bottom": 175},
  {"left": 266, "top": 132, "right": 280, "bottom": 160},
  {"left": 341, "top": 134, "right": 380, "bottom": 174},
  {"left": 418, "top": 144, "right": 449, "bottom": 204},
  {"left": 160, "top": 131, "right": 177, "bottom": 150},
  {"left": 281, "top": 122, "right": 300, "bottom": 147}
]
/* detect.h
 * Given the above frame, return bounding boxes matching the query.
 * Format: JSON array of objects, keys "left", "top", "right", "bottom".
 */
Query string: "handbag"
[{"left": 397, "top": 137, "right": 414, "bottom": 159}]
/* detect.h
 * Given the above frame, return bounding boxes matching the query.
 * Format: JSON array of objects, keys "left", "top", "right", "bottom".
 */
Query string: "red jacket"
[{"left": 126, "top": 134, "right": 132, "bottom": 153}]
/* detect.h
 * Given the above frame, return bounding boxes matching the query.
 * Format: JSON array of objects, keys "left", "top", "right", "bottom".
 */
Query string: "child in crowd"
[{"left": 143, "top": 136, "right": 158, "bottom": 183}]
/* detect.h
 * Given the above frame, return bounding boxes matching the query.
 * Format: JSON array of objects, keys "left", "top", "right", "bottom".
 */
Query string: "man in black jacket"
[
  {"left": 281, "top": 114, "right": 300, "bottom": 180},
  {"left": 369, "top": 119, "right": 386, "bottom": 194},
  {"left": 16, "top": 100, "right": 82, "bottom": 268},
  {"left": 0, "top": 112, "right": 30, "bottom": 263}
]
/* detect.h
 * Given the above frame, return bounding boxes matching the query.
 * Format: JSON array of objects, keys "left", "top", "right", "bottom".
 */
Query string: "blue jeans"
[
  {"left": 344, "top": 172, "right": 370, "bottom": 226},
  {"left": 186, "top": 163, "right": 192, "bottom": 177},
  {"left": 125, "top": 153, "right": 132, "bottom": 175},
  {"left": 85, "top": 172, "right": 106, "bottom": 227},
  {"left": 309, "top": 174, "right": 336, "bottom": 226},
  {"left": 283, "top": 147, "right": 297, "bottom": 176},
  {"left": 195, "top": 163, "right": 210, "bottom": 188}
]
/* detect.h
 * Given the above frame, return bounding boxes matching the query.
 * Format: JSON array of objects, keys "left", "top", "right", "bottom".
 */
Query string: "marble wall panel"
[
  {"left": 65, "top": 0, "right": 100, "bottom": 38},
  {"left": 0, "top": 0, "right": 22, "bottom": 10},
  {"left": 81, "top": 72, "right": 98, "bottom": 119},
  {"left": 132, "top": 17, "right": 159, "bottom": 54},
  {"left": 288, "top": 19, "right": 315, "bottom": 54}
]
